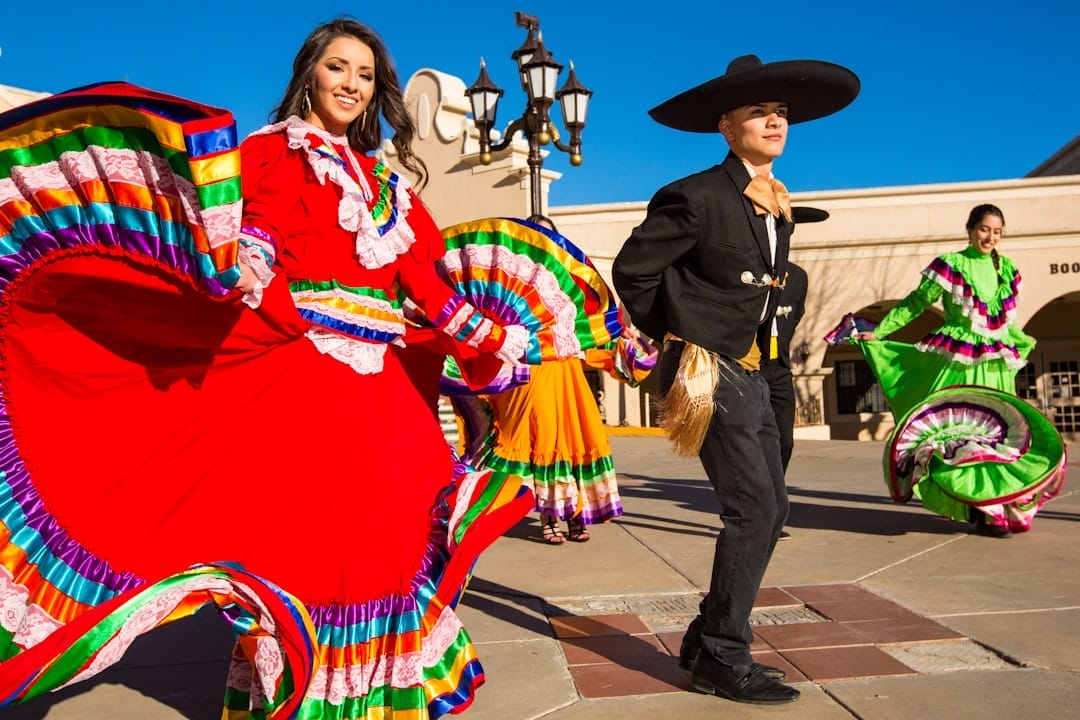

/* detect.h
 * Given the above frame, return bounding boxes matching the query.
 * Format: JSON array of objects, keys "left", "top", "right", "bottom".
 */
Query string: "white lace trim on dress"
[
  {"left": 248, "top": 118, "right": 416, "bottom": 269},
  {"left": 495, "top": 324, "right": 531, "bottom": 365},
  {"left": 305, "top": 328, "right": 406, "bottom": 375},
  {"left": 236, "top": 242, "right": 277, "bottom": 309},
  {"left": 923, "top": 264, "right": 1019, "bottom": 340}
]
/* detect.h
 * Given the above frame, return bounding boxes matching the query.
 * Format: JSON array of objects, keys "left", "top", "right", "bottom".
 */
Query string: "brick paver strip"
[
  {"left": 782, "top": 644, "right": 917, "bottom": 681},
  {"left": 549, "top": 584, "right": 985, "bottom": 698}
]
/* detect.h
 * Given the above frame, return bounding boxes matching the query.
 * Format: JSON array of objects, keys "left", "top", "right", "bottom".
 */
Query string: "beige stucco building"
[
  {"left": 5, "top": 73, "right": 1078, "bottom": 442},
  {"left": 0, "top": 84, "right": 49, "bottom": 113}
]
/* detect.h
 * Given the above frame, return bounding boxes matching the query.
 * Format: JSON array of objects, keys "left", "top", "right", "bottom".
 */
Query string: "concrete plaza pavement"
[{"left": 5, "top": 434, "right": 1079, "bottom": 720}]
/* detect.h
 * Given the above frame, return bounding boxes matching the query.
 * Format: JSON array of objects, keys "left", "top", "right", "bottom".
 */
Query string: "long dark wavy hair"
[
  {"left": 272, "top": 18, "right": 427, "bottom": 187},
  {"left": 966, "top": 203, "right": 1006, "bottom": 285}
]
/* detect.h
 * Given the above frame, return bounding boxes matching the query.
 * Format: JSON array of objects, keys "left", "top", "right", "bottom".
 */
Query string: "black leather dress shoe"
[
  {"left": 678, "top": 644, "right": 786, "bottom": 681},
  {"left": 678, "top": 649, "right": 787, "bottom": 681},
  {"left": 677, "top": 632, "right": 699, "bottom": 670},
  {"left": 691, "top": 652, "right": 800, "bottom": 704},
  {"left": 752, "top": 661, "right": 787, "bottom": 681}
]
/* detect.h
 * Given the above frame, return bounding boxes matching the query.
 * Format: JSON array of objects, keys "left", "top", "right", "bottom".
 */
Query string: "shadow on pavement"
[
  {"left": 462, "top": 577, "right": 686, "bottom": 689},
  {"left": 787, "top": 500, "right": 963, "bottom": 536},
  {"left": 4, "top": 608, "right": 233, "bottom": 719},
  {"left": 461, "top": 576, "right": 556, "bottom": 637},
  {"left": 614, "top": 473, "right": 964, "bottom": 537}
]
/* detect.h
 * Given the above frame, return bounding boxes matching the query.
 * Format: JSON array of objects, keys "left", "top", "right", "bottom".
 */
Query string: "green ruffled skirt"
[{"left": 856, "top": 340, "right": 1066, "bottom": 532}]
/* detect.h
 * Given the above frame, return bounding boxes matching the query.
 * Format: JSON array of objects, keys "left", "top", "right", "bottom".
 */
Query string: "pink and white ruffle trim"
[{"left": 248, "top": 118, "right": 415, "bottom": 270}]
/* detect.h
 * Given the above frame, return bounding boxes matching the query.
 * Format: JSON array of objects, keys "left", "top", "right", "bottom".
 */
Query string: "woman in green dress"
[{"left": 843, "top": 204, "right": 1065, "bottom": 538}]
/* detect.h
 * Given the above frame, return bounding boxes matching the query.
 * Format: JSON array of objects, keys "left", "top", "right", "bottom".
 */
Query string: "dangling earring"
[{"left": 301, "top": 88, "right": 312, "bottom": 118}]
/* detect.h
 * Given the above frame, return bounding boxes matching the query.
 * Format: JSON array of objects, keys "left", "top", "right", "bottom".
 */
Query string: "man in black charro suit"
[{"left": 613, "top": 56, "right": 858, "bottom": 705}]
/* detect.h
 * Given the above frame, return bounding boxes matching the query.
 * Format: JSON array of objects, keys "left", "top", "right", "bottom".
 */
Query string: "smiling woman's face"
[
  {"left": 306, "top": 36, "right": 376, "bottom": 136},
  {"left": 967, "top": 213, "right": 1004, "bottom": 255}
]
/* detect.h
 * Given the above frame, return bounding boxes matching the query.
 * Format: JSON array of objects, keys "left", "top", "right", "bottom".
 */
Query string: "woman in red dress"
[{"left": 0, "top": 18, "right": 533, "bottom": 720}]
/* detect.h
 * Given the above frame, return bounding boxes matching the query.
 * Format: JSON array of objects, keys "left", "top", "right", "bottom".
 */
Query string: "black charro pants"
[
  {"left": 759, "top": 359, "right": 795, "bottom": 472},
  {"left": 661, "top": 343, "right": 788, "bottom": 668}
]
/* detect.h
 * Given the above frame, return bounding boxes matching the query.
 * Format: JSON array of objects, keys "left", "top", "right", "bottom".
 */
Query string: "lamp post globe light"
[{"left": 465, "top": 11, "right": 593, "bottom": 224}]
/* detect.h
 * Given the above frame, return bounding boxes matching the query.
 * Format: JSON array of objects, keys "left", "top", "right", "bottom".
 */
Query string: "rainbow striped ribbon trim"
[{"left": 0, "top": 81, "right": 243, "bottom": 296}]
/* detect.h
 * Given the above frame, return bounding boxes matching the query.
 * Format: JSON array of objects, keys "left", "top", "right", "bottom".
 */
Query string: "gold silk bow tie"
[{"left": 743, "top": 175, "right": 791, "bottom": 221}]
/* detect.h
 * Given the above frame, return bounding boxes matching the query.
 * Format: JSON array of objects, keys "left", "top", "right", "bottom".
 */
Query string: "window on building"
[
  {"left": 1016, "top": 363, "right": 1038, "bottom": 402},
  {"left": 1049, "top": 360, "right": 1078, "bottom": 400},
  {"left": 1049, "top": 360, "right": 1080, "bottom": 433},
  {"left": 835, "top": 359, "right": 889, "bottom": 414},
  {"left": 1054, "top": 406, "right": 1080, "bottom": 434}
]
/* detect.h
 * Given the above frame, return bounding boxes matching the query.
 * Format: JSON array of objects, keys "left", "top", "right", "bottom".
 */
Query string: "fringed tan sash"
[
  {"left": 658, "top": 335, "right": 719, "bottom": 456},
  {"left": 659, "top": 334, "right": 764, "bottom": 456}
]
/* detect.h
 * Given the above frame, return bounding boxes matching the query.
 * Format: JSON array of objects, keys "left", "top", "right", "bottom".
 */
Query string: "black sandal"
[
  {"left": 567, "top": 517, "right": 591, "bottom": 542},
  {"left": 540, "top": 516, "right": 566, "bottom": 545}
]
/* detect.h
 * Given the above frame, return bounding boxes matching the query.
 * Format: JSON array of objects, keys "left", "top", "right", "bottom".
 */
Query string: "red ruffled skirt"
[{"left": 1, "top": 250, "right": 530, "bottom": 718}]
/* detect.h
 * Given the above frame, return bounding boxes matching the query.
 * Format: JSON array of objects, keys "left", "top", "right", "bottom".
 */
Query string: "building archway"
[{"left": 1020, "top": 290, "right": 1080, "bottom": 441}]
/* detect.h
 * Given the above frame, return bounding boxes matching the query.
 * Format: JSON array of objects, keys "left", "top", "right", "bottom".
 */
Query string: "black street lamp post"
[{"left": 465, "top": 11, "right": 593, "bottom": 223}]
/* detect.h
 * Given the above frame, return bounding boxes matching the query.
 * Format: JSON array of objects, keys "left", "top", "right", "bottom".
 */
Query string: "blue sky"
[{"left": 2, "top": 0, "right": 1077, "bottom": 207}]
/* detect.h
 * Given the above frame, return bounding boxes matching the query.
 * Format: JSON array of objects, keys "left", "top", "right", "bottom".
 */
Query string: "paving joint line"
[
  {"left": 854, "top": 534, "right": 967, "bottom": 583},
  {"left": 821, "top": 685, "right": 868, "bottom": 719},
  {"left": 613, "top": 513, "right": 700, "bottom": 590},
  {"left": 933, "top": 605, "right": 1080, "bottom": 618}
]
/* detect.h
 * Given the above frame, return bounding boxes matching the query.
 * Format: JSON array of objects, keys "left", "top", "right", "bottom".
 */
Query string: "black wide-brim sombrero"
[{"left": 649, "top": 55, "right": 860, "bottom": 132}]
